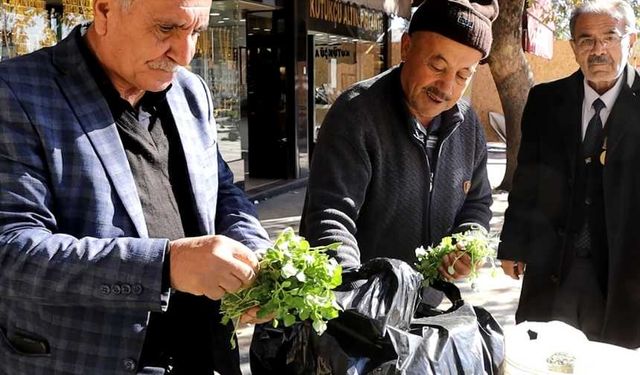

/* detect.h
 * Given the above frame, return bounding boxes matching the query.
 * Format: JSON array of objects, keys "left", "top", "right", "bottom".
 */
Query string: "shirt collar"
[
  {"left": 583, "top": 71, "right": 625, "bottom": 110},
  {"left": 414, "top": 115, "right": 442, "bottom": 135}
]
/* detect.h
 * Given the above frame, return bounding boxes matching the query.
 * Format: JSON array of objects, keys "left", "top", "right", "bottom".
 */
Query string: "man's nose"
[
  {"left": 168, "top": 34, "right": 197, "bottom": 66},
  {"left": 435, "top": 76, "right": 454, "bottom": 98},
  {"left": 591, "top": 39, "right": 608, "bottom": 55}
]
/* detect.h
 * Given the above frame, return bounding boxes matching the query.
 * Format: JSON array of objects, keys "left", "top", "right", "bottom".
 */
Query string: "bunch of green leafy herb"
[
  {"left": 414, "top": 229, "right": 498, "bottom": 287},
  {"left": 220, "top": 227, "right": 343, "bottom": 348}
]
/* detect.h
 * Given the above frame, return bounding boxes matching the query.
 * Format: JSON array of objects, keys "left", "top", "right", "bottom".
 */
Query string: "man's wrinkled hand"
[
  {"left": 239, "top": 306, "right": 275, "bottom": 325},
  {"left": 169, "top": 235, "right": 259, "bottom": 300},
  {"left": 500, "top": 259, "right": 525, "bottom": 280},
  {"left": 438, "top": 249, "right": 472, "bottom": 281},
  {"left": 437, "top": 242, "right": 485, "bottom": 281}
]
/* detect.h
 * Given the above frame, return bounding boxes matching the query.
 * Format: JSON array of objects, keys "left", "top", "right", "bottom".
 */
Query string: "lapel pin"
[{"left": 600, "top": 138, "right": 607, "bottom": 165}]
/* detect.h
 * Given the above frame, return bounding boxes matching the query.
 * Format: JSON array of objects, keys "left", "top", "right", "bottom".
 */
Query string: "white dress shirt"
[{"left": 581, "top": 73, "right": 624, "bottom": 140}]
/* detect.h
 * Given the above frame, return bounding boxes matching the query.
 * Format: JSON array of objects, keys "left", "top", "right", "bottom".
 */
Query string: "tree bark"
[{"left": 487, "top": 0, "right": 535, "bottom": 192}]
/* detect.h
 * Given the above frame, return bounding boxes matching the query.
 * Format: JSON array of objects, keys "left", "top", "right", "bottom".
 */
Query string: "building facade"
[{"left": 0, "top": 0, "right": 408, "bottom": 193}]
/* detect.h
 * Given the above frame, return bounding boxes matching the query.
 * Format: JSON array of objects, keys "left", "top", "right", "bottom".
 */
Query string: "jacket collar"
[
  {"left": 52, "top": 25, "right": 149, "bottom": 236},
  {"left": 603, "top": 65, "right": 640, "bottom": 160},
  {"left": 557, "top": 65, "right": 640, "bottom": 175}
]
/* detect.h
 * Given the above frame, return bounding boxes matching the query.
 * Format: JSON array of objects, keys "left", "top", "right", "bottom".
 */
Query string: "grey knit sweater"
[{"left": 300, "top": 65, "right": 492, "bottom": 270}]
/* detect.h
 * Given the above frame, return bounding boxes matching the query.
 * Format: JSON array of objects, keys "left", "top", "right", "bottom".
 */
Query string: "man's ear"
[
  {"left": 92, "top": 0, "right": 113, "bottom": 36},
  {"left": 628, "top": 32, "right": 638, "bottom": 52},
  {"left": 400, "top": 32, "right": 411, "bottom": 62}
]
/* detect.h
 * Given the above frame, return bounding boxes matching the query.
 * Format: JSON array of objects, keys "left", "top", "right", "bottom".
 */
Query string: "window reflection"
[
  {"left": 312, "top": 33, "right": 384, "bottom": 142},
  {"left": 192, "top": 0, "right": 246, "bottom": 183}
]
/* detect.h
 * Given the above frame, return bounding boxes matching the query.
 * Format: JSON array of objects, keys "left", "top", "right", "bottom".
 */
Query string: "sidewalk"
[{"left": 237, "top": 153, "right": 521, "bottom": 374}]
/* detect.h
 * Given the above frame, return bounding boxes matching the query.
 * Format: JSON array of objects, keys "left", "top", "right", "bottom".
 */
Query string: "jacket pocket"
[{"left": 0, "top": 324, "right": 51, "bottom": 358}]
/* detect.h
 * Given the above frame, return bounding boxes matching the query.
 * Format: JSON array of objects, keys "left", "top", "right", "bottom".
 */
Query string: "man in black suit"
[{"left": 498, "top": 0, "right": 640, "bottom": 348}]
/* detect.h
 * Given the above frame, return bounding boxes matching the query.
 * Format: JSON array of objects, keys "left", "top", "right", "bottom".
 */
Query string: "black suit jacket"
[{"left": 499, "top": 67, "right": 640, "bottom": 348}]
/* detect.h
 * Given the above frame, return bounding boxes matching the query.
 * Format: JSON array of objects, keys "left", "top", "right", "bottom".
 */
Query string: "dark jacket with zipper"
[
  {"left": 300, "top": 65, "right": 492, "bottom": 270},
  {"left": 498, "top": 68, "right": 640, "bottom": 348}
]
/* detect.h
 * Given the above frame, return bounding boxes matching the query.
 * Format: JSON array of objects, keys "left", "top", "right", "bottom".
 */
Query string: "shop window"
[
  {"left": 312, "top": 33, "right": 384, "bottom": 142},
  {"left": 0, "top": 0, "right": 91, "bottom": 60},
  {"left": 192, "top": 0, "right": 246, "bottom": 184},
  {"left": 0, "top": 0, "right": 63, "bottom": 59}
]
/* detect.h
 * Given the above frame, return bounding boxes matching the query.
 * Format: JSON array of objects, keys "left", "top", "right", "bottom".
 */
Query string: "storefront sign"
[
  {"left": 314, "top": 44, "right": 356, "bottom": 64},
  {"left": 334, "top": 0, "right": 411, "bottom": 18},
  {"left": 309, "top": 0, "right": 385, "bottom": 42}
]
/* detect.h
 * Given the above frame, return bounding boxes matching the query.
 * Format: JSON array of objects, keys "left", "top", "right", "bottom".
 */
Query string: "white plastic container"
[{"left": 503, "top": 321, "right": 640, "bottom": 375}]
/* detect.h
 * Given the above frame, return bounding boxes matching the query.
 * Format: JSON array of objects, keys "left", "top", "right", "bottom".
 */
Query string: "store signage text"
[
  {"left": 315, "top": 46, "right": 351, "bottom": 59},
  {"left": 309, "top": 0, "right": 384, "bottom": 36},
  {"left": 314, "top": 44, "right": 356, "bottom": 63}
]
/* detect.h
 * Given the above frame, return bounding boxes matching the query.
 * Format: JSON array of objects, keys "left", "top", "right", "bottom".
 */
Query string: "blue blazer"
[{"left": 0, "top": 27, "right": 270, "bottom": 374}]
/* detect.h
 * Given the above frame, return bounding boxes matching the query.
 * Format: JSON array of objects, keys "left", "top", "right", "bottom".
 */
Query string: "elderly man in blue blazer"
[{"left": 0, "top": 0, "right": 270, "bottom": 374}]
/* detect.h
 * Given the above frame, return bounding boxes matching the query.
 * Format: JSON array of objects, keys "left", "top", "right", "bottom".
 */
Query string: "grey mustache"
[
  {"left": 426, "top": 86, "right": 451, "bottom": 102},
  {"left": 588, "top": 55, "right": 612, "bottom": 65},
  {"left": 148, "top": 60, "right": 179, "bottom": 72}
]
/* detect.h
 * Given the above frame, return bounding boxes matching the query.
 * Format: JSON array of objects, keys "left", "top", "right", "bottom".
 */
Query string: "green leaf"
[
  {"left": 300, "top": 310, "right": 310, "bottom": 320},
  {"left": 295, "top": 272, "right": 306, "bottom": 282},
  {"left": 219, "top": 227, "right": 343, "bottom": 348},
  {"left": 312, "top": 319, "right": 328, "bottom": 335},
  {"left": 326, "top": 242, "right": 341, "bottom": 251},
  {"left": 414, "top": 229, "right": 499, "bottom": 286},
  {"left": 256, "top": 308, "right": 269, "bottom": 319},
  {"left": 299, "top": 240, "right": 310, "bottom": 251},
  {"left": 281, "top": 262, "right": 298, "bottom": 278},
  {"left": 283, "top": 313, "right": 296, "bottom": 327}
]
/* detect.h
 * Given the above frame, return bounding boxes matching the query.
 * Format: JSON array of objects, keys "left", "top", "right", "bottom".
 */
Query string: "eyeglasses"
[{"left": 574, "top": 33, "right": 630, "bottom": 52}]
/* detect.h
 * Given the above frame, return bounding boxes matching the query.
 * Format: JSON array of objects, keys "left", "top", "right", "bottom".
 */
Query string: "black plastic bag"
[
  {"left": 371, "top": 280, "right": 505, "bottom": 374},
  {"left": 250, "top": 258, "right": 422, "bottom": 374},
  {"left": 249, "top": 259, "right": 504, "bottom": 375}
]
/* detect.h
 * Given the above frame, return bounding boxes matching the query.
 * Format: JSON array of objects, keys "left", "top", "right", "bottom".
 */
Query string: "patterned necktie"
[{"left": 583, "top": 98, "right": 605, "bottom": 161}]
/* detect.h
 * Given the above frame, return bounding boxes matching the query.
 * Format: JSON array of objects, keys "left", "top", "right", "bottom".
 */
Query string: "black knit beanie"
[{"left": 408, "top": 0, "right": 499, "bottom": 58}]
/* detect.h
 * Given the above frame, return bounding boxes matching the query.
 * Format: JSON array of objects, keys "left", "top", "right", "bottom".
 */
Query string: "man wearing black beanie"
[{"left": 301, "top": 0, "right": 498, "bottom": 285}]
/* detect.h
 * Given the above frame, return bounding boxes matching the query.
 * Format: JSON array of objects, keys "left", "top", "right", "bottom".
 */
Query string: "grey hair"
[{"left": 569, "top": 0, "right": 636, "bottom": 39}]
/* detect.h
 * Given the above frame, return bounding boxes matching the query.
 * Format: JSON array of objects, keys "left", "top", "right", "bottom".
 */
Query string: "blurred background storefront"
[{"left": 0, "top": 0, "right": 410, "bottom": 195}]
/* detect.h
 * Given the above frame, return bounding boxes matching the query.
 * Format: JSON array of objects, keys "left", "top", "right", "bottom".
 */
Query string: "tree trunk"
[{"left": 487, "top": 0, "right": 534, "bottom": 192}]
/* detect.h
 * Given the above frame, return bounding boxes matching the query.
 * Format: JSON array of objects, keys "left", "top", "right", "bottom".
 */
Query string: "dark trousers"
[
  {"left": 141, "top": 293, "right": 241, "bottom": 375},
  {"left": 551, "top": 257, "right": 605, "bottom": 341}
]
